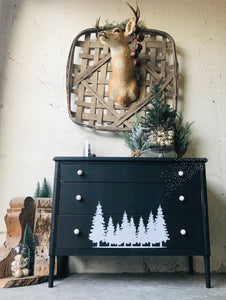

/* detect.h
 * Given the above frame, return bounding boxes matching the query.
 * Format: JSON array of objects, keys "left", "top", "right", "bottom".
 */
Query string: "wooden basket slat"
[{"left": 66, "top": 28, "right": 178, "bottom": 131}]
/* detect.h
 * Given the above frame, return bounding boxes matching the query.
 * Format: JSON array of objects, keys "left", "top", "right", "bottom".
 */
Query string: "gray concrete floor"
[{"left": 0, "top": 273, "right": 226, "bottom": 300}]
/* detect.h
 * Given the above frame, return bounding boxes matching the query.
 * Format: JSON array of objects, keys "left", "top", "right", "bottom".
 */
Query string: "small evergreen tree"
[
  {"left": 142, "top": 79, "right": 177, "bottom": 130},
  {"left": 34, "top": 181, "right": 41, "bottom": 198},
  {"left": 40, "top": 177, "right": 51, "bottom": 198},
  {"left": 174, "top": 112, "right": 194, "bottom": 158},
  {"left": 22, "top": 224, "right": 37, "bottom": 275}
]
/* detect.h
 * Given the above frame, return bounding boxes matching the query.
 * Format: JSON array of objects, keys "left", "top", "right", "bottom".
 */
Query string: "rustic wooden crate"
[{"left": 66, "top": 28, "right": 178, "bottom": 132}]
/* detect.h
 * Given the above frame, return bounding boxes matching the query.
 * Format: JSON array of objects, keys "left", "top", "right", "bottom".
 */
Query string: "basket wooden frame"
[{"left": 66, "top": 28, "right": 178, "bottom": 132}]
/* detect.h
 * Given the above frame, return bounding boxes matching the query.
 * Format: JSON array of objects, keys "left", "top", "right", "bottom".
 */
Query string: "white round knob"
[
  {"left": 178, "top": 170, "right": 184, "bottom": 177},
  {"left": 179, "top": 195, "right": 185, "bottom": 201},
  {"left": 76, "top": 195, "right": 82, "bottom": 201},
  {"left": 77, "top": 169, "right": 83, "bottom": 176},
  {"left": 180, "top": 229, "right": 187, "bottom": 235},
  {"left": 73, "top": 228, "right": 80, "bottom": 235}
]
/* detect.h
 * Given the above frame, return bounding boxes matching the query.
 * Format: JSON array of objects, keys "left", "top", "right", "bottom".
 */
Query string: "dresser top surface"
[{"left": 53, "top": 157, "right": 207, "bottom": 163}]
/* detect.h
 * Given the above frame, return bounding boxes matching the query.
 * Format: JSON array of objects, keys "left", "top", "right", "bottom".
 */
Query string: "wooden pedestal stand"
[
  {"left": 0, "top": 197, "right": 35, "bottom": 279},
  {"left": 33, "top": 198, "right": 57, "bottom": 276},
  {"left": 0, "top": 197, "right": 55, "bottom": 288}
]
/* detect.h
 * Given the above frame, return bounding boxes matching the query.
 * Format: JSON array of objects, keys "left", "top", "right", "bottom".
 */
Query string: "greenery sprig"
[
  {"left": 102, "top": 19, "right": 146, "bottom": 30},
  {"left": 120, "top": 114, "right": 152, "bottom": 157}
]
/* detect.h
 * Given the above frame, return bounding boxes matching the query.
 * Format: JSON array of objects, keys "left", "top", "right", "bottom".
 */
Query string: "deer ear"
[{"left": 125, "top": 17, "right": 136, "bottom": 36}]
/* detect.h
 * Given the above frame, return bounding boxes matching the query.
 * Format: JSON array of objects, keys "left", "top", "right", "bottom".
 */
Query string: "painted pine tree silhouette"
[
  {"left": 114, "top": 223, "right": 122, "bottom": 246},
  {"left": 155, "top": 205, "right": 170, "bottom": 247},
  {"left": 105, "top": 216, "right": 115, "bottom": 246},
  {"left": 137, "top": 216, "right": 148, "bottom": 246},
  {"left": 88, "top": 202, "right": 106, "bottom": 247},
  {"left": 146, "top": 211, "right": 157, "bottom": 246},
  {"left": 128, "top": 217, "right": 137, "bottom": 246},
  {"left": 120, "top": 211, "right": 130, "bottom": 247},
  {"left": 89, "top": 203, "right": 170, "bottom": 248}
]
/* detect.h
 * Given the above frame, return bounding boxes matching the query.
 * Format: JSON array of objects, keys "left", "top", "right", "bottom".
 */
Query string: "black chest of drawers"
[{"left": 49, "top": 157, "right": 210, "bottom": 288}]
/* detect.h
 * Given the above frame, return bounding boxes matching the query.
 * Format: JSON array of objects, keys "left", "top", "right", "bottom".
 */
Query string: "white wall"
[{"left": 0, "top": 0, "right": 226, "bottom": 273}]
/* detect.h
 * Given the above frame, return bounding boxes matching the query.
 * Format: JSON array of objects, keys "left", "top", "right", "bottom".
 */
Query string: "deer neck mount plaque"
[{"left": 66, "top": 3, "right": 178, "bottom": 132}]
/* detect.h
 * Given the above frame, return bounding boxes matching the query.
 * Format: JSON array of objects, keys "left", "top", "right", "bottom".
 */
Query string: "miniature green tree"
[
  {"left": 22, "top": 224, "right": 37, "bottom": 275},
  {"left": 40, "top": 177, "right": 51, "bottom": 198},
  {"left": 34, "top": 181, "right": 41, "bottom": 198},
  {"left": 174, "top": 112, "right": 194, "bottom": 158},
  {"left": 142, "top": 79, "right": 177, "bottom": 130}
]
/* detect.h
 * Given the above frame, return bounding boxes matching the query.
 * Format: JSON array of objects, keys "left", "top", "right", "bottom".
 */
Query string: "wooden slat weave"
[{"left": 66, "top": 28, "right": 178, "bottom": 132}]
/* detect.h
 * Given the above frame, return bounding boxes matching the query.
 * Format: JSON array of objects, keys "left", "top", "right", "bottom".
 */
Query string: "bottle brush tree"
[
  {"left": 22, "top": 224, "right": 37, "bottom": 275},
  {"left": 34, "top": 181, "right": 41, "bottom": 198},
  {"left": 174, "top": 112, "right": 194, "bottom": 158},
  {"left": 142, "top": 78, "right": 177, "bottom": 130}
]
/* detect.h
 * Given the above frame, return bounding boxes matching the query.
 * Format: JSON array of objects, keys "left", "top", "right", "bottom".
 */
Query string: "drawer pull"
[
  {"left": 77, "top": 169, "right": 83, "bottom": 176},
  {"left": 180, "top": 229, "right": 187, "bottom": 235},
  {"left": 178, "top": 170, "right": 184, "bottom": 177},
  {"left": 73, "top": 228, "right": 80, "bottom": 235},
  {"left": 179, "top": 195, "right": 185, "bottom": 201},
  {"left": 76, "top": 195, "right": 82, "bottom": 201}
]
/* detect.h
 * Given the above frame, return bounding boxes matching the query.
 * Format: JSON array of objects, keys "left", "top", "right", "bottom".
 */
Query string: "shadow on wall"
[{"left": 0, "top": 0, "right": 24, "bottom": 104}]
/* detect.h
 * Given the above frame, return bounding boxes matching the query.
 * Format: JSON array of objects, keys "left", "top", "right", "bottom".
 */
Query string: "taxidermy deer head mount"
[{"left": 95, "top": 3, "right": 141, "bottom": 107}]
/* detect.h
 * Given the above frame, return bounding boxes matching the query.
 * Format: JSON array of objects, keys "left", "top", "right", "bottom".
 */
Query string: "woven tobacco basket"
[{"left": 66, "top": 27, "right": 178, "bottom": 132}]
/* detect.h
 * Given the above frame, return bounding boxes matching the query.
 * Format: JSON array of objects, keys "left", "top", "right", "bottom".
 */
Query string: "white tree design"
[
  {"left": 89, "top": 203, "right": 170, "bottom": 248},
  {"left": 128, "top": 216, "right": 137, "bottom": 246},
  {"left": 120, "top": 211, "right": 130, "bottom": 246},
  {"left": 88, "top": 202, "right": 105, "bottom": 247},
  {"left": 155, "top": 205, "right": 170, "bottom": 247},
  {"left": 137, "top": 216, "right": 147, "bottom": 246},
  {"left": 146, "top": 211, "right": 157, "bottom": 246},
  {"left": 114, "top": 223, "right": 122, "bottom": 246},
  {"left": 105, "top": 216, "right": 115, "bottom": 246}
]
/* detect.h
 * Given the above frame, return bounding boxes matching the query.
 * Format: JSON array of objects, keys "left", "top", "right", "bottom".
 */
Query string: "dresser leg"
[
  {"left": 48, "top": 255, "right": 55, "bottom": 288},
  {"left": 188, "top": 256, "right": 194, "bottom": 274},
  {"left": 204, "top": 255, "right": 211, "bottom": 288}
]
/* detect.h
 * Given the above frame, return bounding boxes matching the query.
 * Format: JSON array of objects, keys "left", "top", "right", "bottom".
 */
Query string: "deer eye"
[{"left": 114, "top": 28, "right": 120, "bottom": 33}]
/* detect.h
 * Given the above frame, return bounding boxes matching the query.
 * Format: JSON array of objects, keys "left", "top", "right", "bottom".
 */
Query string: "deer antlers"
[
  {"left": 95, "top": 17, "right": 101, "bottom": 32},
  {"left": 126, "top": 2, "right": 140, "bottom": 24},
  {"left": 95, "top": 3, "right": 140, "bottom": 32}
]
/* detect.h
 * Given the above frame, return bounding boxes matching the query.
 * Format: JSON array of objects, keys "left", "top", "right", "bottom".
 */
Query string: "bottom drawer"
[{"left": 56, "top": 214, "right": 204, "bottom": 252}]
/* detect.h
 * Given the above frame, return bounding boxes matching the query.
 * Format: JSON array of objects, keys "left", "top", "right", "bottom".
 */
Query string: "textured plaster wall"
[{"left": 0, "top": 0, "right": 226, "bottom": 273}]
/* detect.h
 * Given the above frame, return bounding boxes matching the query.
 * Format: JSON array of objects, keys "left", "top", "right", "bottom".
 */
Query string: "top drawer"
[
  {"left": 59, "top": 162, "right": 172, "bottom": 182},
  {"left": 59, "top": 160, "right": 203, "bottom": 183}
]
